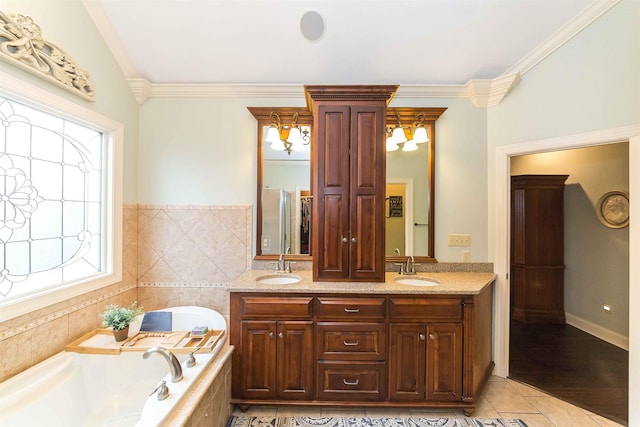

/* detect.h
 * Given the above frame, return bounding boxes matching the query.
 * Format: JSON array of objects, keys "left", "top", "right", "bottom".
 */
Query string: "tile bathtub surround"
[
  {"left": 136, "top": 204, "right": 252, "bottom": 314},
  {"left": 137, "top": 204, "right": 252, "bottom": 284}
]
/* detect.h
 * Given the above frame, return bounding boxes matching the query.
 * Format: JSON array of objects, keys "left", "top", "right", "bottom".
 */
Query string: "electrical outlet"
[
  {"left": 462, "top": 251, "right": 470, "bottom": 262},
  {"left": 448, "top": 234, "right": 470, "bottom": 247}
]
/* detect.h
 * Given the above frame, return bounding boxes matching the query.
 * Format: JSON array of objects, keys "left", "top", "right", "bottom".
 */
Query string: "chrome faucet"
[
  {"left": 405, "top": 255, "right": 417, "bottom": 275},
  {"left": 273, "top": 247, "right": 292, "bottom": 273},
  {"left": 142, "top": 347, "right": 183, "bottom": 382}
]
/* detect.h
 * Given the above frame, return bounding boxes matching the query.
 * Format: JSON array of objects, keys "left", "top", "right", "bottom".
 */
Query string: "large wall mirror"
[{"left": 249, "top": 106, "right": 446, "bottom": 263}]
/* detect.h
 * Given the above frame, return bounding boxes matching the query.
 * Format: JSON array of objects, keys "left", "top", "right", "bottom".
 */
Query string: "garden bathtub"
[{"left": 0, "top": 306, "right": 228, "bottom": 427}]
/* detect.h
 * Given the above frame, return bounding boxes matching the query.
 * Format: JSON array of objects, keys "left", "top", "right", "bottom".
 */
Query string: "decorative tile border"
[
  {"left": 0, "top": 283, "right": 136, "bottom": 341},
  {"left": 137, "top": 282, "right": 228, "bottom": 288}
]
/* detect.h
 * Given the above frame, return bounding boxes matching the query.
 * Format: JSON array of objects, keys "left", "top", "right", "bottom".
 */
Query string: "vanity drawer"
[
  {"left": 316, "top": 297, "right": 386, "bottom": 320},
  {"left": 389, "top": 297, "right": 463, "bottom": 321},
  {"left": 316, "top": 361, "right": 386, "bottom": 401},
  {"left": 316, "top": 322, "right": 386, "bottom": 361},
  {"left": 240, "top": 295, "right": 313, "bottom": 318}
]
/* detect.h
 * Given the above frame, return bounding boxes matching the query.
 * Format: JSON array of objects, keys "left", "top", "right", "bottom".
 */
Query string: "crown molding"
[
  {"left": 88, "top": 0, "right": 619, "bottom": 107},
  {"left": 465, "top": 73, "right": 521, "bottom": 108},
  {"left": 505, "top": 0, "right": 621, "bottom": 76}
]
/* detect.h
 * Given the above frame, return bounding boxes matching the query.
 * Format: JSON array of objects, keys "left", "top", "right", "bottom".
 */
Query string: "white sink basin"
[
  {"left": 256, "top": 274, "right": 302, "bottom": 285},
  {"left": 395, "top": 277, "right": 439, "bottom": 287}
]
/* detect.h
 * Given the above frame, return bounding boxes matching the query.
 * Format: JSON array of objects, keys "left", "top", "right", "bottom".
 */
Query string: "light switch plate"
[{"left": 448, "top": 234, "right": 470, "bottom": 247}]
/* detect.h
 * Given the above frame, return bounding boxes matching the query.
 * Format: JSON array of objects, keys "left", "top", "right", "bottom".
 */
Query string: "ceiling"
[{"left": 85, "top": 0, "right": 610, "bottom": 86}]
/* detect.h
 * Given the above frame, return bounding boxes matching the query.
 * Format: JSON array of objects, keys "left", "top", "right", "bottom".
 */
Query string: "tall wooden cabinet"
[
  {"left": 510, "top": 174, "right": 569, "bottom": 323},
  {"left": 305, "top": 85, "right": 398, "bottom": 282}
]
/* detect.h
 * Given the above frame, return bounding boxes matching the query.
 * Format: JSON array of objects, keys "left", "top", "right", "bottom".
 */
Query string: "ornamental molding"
[
  {"left": 0, "top": 11, "right": 94, "bottom": 101},
  {"left": 465, "top": 73, "right": 521, "bottom": 108}
]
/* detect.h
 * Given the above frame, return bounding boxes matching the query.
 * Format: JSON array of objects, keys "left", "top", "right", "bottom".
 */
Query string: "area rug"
[{"left": 226, "top": 416, "right": 528, "bottom": 427}]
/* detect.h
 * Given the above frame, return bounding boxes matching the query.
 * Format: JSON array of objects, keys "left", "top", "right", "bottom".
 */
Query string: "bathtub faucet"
[{"left": 142, "top": 347, "right": 183, "bottom": 382}]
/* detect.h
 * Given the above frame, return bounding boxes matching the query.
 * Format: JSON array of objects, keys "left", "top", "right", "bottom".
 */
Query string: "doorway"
[
  {"left": 507, "top": 144, "right": 629, "bottom": 424},
  {"left": 492, "top": 126, "right": 640, "bottom": 425}
]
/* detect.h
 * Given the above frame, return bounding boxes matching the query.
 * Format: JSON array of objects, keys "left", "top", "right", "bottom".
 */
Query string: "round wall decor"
[{"left": 596, "top": 191, "right": 629, "bottom": 229}]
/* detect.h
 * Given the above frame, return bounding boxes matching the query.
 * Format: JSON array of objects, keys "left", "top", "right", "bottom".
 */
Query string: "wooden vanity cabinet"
[
  {"left": 315, "top": 297, "right": 387, "bottom": 401},
  {"left": 388, "top": 298, "right": 463, "bottom": 402},
  {"left": 230, "top": 284, "right": 494, "bottom": 415},
  {"left": 305, "top": 85, "right": 398, "bottom": 282},
  {"left": 231, "top": 295, "right": 314, "bottom": 401}
]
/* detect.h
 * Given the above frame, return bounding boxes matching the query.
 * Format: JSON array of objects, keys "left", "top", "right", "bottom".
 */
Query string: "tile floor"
[{"left": 232, "top": 376, "right": 624, "bottom": 427}]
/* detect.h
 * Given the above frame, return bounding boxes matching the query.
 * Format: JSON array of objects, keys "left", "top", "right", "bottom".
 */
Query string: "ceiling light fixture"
[
  {"left": 265, "top": 111, "right": 310, "bottom": 155},
  {"left": 386, "top": 112, "right": 430, "bottom": 152}
]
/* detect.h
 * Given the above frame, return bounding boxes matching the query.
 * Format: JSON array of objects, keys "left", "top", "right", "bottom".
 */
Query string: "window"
[{"left": 0, "top": 72, "right": 123, "bottom": 322}]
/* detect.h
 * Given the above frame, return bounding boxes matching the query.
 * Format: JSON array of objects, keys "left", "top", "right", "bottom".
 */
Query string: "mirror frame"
[
  {"left": 249, "top": 106, "right": 446, "bottom": 263},
  {"left": 248, "top": 107, "right": 314, "bottom": 261}
]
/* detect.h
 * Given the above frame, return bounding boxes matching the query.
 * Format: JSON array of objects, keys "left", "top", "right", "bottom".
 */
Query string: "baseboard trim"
[{"left": 565, "top": 312, "right": 629, "bottom": 350}]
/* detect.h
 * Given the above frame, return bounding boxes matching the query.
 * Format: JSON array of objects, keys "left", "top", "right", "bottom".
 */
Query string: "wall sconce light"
[
  {"left": 265, "top": 111, "right": 310, "bottom": 155},
  {"left": 386, "top": 112, "right": 430, "bottom": 152}
]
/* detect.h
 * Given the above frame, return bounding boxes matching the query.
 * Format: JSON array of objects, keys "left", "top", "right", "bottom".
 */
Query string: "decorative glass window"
[
  {"left": 0, "top": 72, "right": 122, "bottom": 321},
  {"left": 0, "top": 95, "right": 104, "bottom": 301}
]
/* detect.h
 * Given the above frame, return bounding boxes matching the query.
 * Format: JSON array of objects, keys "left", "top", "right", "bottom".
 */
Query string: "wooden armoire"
[
  {"left": 305, "top": 85, "right": 398, "bottom": 282},
  {"left": 510, "top": 174, "right": 569, "bottom": 323}
]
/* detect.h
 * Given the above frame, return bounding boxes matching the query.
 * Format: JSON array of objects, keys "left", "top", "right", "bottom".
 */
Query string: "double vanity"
[{"left": 228, "top": 269, "right": 496, "bottom": 416}]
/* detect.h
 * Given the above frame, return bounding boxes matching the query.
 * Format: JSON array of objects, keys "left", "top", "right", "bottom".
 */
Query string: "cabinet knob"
[
  {"left": 342, "top": 236, "right": 348, "bottom": 243},
  {"left": 351, "top": 237, "right": 357, "bottom": 243},
  {"left": 278, "top": 332, "right": 284, "bottom": 339},
  {"left": 419, "top": 333, "right": 426, "bottom": 341},
  {"left": 343, "top": 378, "right": 359, "bottom": 386},
  {"left": 429, "top": 333, "right": 436, "bottom": 340},
  {"left": 269, "top": 332, "right": 274, "bottom": 338}
]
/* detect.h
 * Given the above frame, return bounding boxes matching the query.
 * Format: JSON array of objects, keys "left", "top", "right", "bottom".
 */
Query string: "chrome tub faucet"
[{"left": 142, "top": 347, "right": 183, "bottom": 382}]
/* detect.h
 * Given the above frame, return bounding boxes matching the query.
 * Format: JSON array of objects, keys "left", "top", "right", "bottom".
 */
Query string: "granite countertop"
[{"left": 227, "top": 269, "right": 496, "bottom": 295}]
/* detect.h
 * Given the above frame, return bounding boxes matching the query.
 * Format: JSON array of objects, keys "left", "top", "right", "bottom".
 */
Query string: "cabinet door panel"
[
  {"left": 316, "top": 361, "right": 386, "bottom": 401},
  {"left": 389, "top": 323, "right": 426, "bottom": 401},
  {"left": 350, "top": 105, "right": 386, "bottom": 280},
  {"left": 389, "top": 298, "right": 463, "bottom": 322},
  {"left": 426, "top": 324, "right": 462, "bottom": 401},
  {"left": 241, "top": 321, "right": 276, "bottom": 399},
  {"left": 316, "top": 322, "right": 386, "bottom": 360},
  {"left": 276, "top": 321, "right": 314, "bottom": 400},
  {"left": 316, "top": 297, "right": 386, "bottom": 319},
  {"left": 313, "top": 105, "right": 350, "bottom": 279},
  {"left": 241, "top": 296, "right": 313, "bottom": 318}
]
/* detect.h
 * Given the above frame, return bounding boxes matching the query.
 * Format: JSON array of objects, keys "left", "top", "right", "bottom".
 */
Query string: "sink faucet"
[
  {"left": 273, "top": 248, "right": 292, "bottom": 273},
  {"left": 142, "top": 347, "right": 183, "bottom": 382},
  {"left": 405, "top": 255, "right": 416, "bottom": 275}
]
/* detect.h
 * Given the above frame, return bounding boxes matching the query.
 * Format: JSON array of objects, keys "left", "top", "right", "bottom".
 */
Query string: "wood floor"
[{"left": 509, "top": 320, "right": 628, "bottom": 426}]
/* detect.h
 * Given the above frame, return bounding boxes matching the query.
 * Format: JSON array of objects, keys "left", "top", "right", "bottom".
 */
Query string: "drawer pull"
[
  {"left": 344, "top": 308, "right": 360, "bottom": 313},
  {"left": 343, "top": 340, "right": 359, "bottom": 346},
  {"left": 419, "top": 333, "right": 426, "bottom": 341},
  {"left": 343, "top": 378, "right": 359, "bottom": 386}
]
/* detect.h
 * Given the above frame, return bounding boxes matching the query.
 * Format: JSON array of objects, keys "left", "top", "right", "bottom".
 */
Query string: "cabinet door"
[
  {"left": 426, "top": 324, "right": 462, "bottom": 401},
  {"left": 276, "top": 321, "right": 314, "bottom": 400},
  {"left": 349, "top": 104, "right": 386, "bottom": 280},
  {"left": 313, "top": 104, "right": 351, "bottom": 280},
  {"left": 312, "top": 103, "right": 386, "bottom": 282},
  {"left": 241, "top": 321, "right": 277, "bottom": 399},
  {"left": 388, "top": 323, "right": 426, "bottom": 401}
]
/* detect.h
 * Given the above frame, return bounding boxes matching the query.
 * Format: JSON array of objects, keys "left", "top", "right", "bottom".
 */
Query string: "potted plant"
[{"left": 101, "top": 301, "right": 143, "bottom": 342}]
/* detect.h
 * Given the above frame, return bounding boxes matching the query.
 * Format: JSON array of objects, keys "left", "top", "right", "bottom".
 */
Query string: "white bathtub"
[{"left": 0, "top": 306, "right": 227, "bottom": 427}]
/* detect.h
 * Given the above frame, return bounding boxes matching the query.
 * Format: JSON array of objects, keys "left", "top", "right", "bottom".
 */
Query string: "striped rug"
[{"left": 226, "top": 416, "right": 528, "bottom": 427}]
